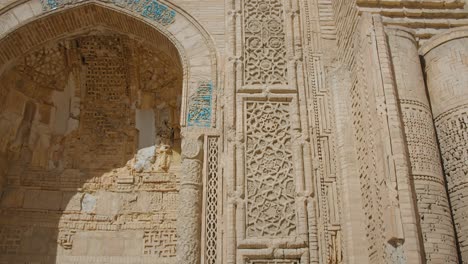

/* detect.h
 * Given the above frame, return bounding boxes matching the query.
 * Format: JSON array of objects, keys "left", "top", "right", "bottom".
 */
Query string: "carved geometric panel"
[
  {"left": 400, "top": 100, "right": 458, "bottom": 262},
  {"left": 245, "top": 101, "right": 296, "bottom": 237},
  {"left": 57, "top": 230, "right": 76, "bottom": 250},
  {"left": 400, "top": 100, "right": 443, "bottom": 174},
  {"left": 143, "top": 229, "right": 177, "bottom": 257},
  {"left": 435, "top": 103, "right": 468, "bottom": 259},
  {"left": 16, "top": 43, "right": 68, "bottom": 91},
  {"left": 244, "top": 0, "right": 287, "bottom": 85},
  {"left": 137, "top": 45, "right": 182, "bottom": 97},
  {"left": 349, "top": 78, "right": 387, "bottom": 262}
]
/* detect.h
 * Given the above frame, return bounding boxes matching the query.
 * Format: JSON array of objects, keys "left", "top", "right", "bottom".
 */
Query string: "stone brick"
[{"left": 0, "top": 0, "right": 466, "bottom": 264}]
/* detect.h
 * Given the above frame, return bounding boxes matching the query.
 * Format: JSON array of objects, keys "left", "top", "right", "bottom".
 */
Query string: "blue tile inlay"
[
  {"left": 187, "top": 81, "right": 213, "bottom": 128},
  {"left": 39, "top": 0, "right": 176, "bottom": 26}
]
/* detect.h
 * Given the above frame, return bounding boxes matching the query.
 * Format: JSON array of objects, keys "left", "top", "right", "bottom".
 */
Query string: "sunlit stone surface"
[{"left": 0, "top": 1, "right": 467, "bottom": 263}]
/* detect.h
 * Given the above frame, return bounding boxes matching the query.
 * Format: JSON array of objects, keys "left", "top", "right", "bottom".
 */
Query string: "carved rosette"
[
  {"left": 243, "top": 0, "right": 287, "bottom": 86},
  {"left": 177, "top": 137, "right": 203, "bottom": 264}
]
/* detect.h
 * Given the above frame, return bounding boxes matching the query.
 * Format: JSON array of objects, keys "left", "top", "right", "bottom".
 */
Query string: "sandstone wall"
[
  {"left": 0, "top": 32, "right": 183, "bottom": 264},
  {"left": 0, "top": 0, "right": 467, "bottom": 264}
]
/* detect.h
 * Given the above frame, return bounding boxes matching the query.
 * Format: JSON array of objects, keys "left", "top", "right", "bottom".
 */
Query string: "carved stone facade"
[{"left": 0, "top": 0, "right": 468, "bottom": 264}]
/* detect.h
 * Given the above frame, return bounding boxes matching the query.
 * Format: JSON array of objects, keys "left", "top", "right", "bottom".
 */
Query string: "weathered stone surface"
[
  {"left": 23, "top": 190, "right": 62, "bottom": 211},
  {"left": 0, "top": 0, "right": 467, "bottom": 264},
  {"left": 387, "top": 26, "right": 458, "bottom": 263},
  {"left": 421, "top": 29, "right": 468, "bottom": 263},
  {"left": 0, "top": 30, "right": 184, "bottom": 264}
]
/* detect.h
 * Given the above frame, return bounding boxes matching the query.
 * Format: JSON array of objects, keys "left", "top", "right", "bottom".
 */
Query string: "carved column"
[
  {"left": 177, "top": 137, "right": 203, "bottom": 264},
  {"left": 421, "top": 28, "right": 468, "bottom": 262},
  {"left": 387, "top": 26, "right": 458, "bottom": 263}
]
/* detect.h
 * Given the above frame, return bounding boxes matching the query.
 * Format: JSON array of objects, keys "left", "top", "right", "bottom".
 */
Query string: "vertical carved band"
[
  {"left": 205, "top": 137, "right": 220, "bottom": 264},
  {"left": 243, "top": 0, "right": 287, "bottom": 86},
  {"left": 245, "top": 101, "right": 296, "bottom": 237},
  {"left": 177, "top": 138, "right": 203, "bottom": 264}
]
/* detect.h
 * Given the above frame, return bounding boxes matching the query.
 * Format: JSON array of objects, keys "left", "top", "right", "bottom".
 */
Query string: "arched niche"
[
  {"left": 0, "top": 2, "right": 218, "bottom": 264},
  {"left": 0, "top": 1, "right": 219, "bottom": 127}
]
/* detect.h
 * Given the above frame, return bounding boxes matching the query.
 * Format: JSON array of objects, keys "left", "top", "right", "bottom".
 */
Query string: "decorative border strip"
[
  {"left": 205, "top": 136, "right": 220, "bottom": 264},
  {"left": 39, "top": 0, "right": 176, "bottom": 25}
]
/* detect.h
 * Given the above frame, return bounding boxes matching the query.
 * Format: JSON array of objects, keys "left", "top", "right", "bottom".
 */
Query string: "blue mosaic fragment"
[
  {"left": 142, "top": 0, "right": 166, "bottom": 21},
  {"left": 38, "top": 0, "right": 176, "bottom": 25},
  {"left": 187, "top": 81, "right": 213, "bottom": 128},
  {"left": 43, "top": 0, "right": 59, "bottom": 10}
]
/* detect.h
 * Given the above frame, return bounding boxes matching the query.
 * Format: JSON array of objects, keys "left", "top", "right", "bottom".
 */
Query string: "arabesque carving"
[
  {"left": 2, "top": 0, "right": 468, "bottom": 263},
  {"left": 244, "top": 0, "right": 287, "bottom": 86},
  {"left": 245, "top": 101, "right": 296, "bottom": 237}
]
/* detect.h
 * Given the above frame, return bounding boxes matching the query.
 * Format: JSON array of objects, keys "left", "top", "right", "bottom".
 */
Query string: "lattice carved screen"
[{"left": 204, "top": 136, "right": 221, "bottom": 264}]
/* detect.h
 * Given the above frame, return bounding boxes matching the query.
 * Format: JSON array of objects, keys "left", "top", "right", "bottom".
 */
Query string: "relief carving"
[
  {"left": 57, "top": 230, "right": 76, "bottom": 250},
  {"left": 143, "top": 229, "right": 177, "bottom": 257},
  {"left": 181, "top": 138, "right": 201, "bottom": 159},
  {"left": 0, "top": 33, "right": 183, "bottom": 262},
  {"left": 4, "top": 0, "right": 468, "bottom": 263},
  {"left": 328, "top": 230, "right": 342, "bottom": 264},
  {"left": 244, "top": 0, "right": 287, "bottom": 85},
  {"left": 245, "top": 101, "right": 296, "bottom": 238},
  {"left": 154, "top": 144, "right": 173, "bottom": 173},
  {"left": 176, "top": 137, "right": 203, "bottom": 264},
  {"left": 205, "top": 137, "right": 220, "bottom": 264}
]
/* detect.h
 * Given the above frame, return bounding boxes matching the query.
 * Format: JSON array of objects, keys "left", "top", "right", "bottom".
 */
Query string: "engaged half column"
[
  {"left": 421, "top": 27, "right": 468, "bottom": 262},
  {"left": 387, "top": 26, "right": 458, "bottom": 263}
]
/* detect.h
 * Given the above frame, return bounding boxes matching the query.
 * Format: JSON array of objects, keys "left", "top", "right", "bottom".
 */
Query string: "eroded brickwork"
[
  {"left": 0, "top": 0, "right": 468, "bottom": 263},
  {"left": 0, "top": 32, "right": 183, "bottom": 263}
]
